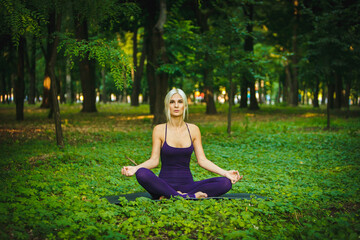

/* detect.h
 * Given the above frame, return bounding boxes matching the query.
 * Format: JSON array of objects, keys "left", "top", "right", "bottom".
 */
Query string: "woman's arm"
[
  {"left": 191, "top": 124, "right": 242, "bottom": 183},
  {"left": 121, "top": 124, "right": 163, "bottom": 177}
]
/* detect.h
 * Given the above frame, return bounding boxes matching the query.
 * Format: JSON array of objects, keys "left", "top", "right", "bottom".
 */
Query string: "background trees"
[{"left": 1, "top": 0, "right": 359, "bottom": 128}]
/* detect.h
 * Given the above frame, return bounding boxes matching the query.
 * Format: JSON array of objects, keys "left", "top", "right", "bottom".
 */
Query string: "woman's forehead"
[{"left": 170, "top": 93, "right": 182, "bottom": 100}]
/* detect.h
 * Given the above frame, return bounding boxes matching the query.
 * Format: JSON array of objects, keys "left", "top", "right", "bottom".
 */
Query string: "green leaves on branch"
[
  {"left": 59, "top": 37, "right": 131, "bottom": 90},
  {"left": 157, "top": 64, "right": 182, "bottom": 75},
  {"left": 1, "top": 0, "right": 46, "bottom": 47}
]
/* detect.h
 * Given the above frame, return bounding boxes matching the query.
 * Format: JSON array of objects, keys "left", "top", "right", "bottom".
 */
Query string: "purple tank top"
[{"left": 159, "top": 123, "right": 194, "bottom": 187}]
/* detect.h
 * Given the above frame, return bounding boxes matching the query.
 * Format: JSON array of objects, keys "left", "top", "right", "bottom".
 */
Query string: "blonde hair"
[{"left": 164, "top": 88, "right": 188, "bottom": 122}]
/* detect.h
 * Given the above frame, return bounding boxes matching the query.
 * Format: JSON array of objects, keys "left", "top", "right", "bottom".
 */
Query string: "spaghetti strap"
[
  {"left": 185, "top": 123, "right": 192, "bottom": 142},
  {"left": 165, "top": 123, "right": 167, "bottom": 142}
]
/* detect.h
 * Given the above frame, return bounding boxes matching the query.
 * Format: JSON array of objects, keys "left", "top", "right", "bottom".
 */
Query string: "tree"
[
  {"left": 15, "top": 37, "right": 25, "bottom": 120},
  {"left": 25, "top": 36, "right": 36, "bottom": 104},
  {"left": 48, "top": 10, "right": 64, "bottom": 146},
  {"left": 72, "top": 1, "right": 97, "bottom": 112},
  {"left": 302, "top": 0, "right": 360, "bottom": 128},
  {"left": 142, "top": 0, "right": 169, "bottom": 124},
  {"left": 194, "top": 0, "right": 217, "bottom": 114},
  {"left": 261, "top": 0, "right": 310, "bottom": 106},
  {"left": 130, "top": 27, "right": 146, "bottom": 106},
  {"left": 243, "top": 2, "right": 259, "bottom": 110},
  {"left": 1, "top": 0, "right": 44, "bottom": 115},
  {"left": 39, "top": 10, "right": 56, "bottom": 109}
]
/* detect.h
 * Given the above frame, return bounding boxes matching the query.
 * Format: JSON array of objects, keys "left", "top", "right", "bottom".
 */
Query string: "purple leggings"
[{"left": 135, "top": 168, "right": 232, "bottom": 199}]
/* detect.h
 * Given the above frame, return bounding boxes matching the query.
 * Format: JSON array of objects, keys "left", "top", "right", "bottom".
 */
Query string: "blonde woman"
[{"left": 121, "top": 88, "right": 242, "bottom": 199}]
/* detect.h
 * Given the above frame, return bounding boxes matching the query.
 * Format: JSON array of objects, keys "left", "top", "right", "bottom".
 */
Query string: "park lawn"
[{"left": 1, "top": 103, "right": 360, "bottom": 239}]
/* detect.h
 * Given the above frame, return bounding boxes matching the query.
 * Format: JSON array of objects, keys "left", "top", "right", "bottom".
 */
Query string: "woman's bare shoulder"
[
  {"left": 153, "top": 123, "right": 166, "bottom": 135},
  {"left": 186, "top": 123, "right": 201, "bottom": 135}
]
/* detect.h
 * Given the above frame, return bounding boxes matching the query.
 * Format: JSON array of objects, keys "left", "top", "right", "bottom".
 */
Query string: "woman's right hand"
[
  {"left": 121, "top": 166, "right": 138, "bottom": 177},
  {"left": 224, "top": 170, "right": 242, "bottom": 184}
]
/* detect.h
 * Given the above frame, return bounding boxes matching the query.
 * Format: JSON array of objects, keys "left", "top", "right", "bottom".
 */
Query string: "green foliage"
[
  {"left": 1, "top": 103, "right": 360, "bottom": 239},
  {"left": 59, "top": 37, "right": 131, "bottom": 90},
  {"left": 302, "top": 0, "right": 360, "bottom": 80},
  {"left": 0, "top": 0, "right": 46, "bottom": 46},
  {"left": 162, "top": 18, "right": 201, "bottom": 90}
]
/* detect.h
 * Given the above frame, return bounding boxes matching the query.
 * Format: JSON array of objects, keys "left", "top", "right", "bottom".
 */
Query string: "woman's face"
[{"left": 169, "top": 93, "right": 184, "bottom": 118}]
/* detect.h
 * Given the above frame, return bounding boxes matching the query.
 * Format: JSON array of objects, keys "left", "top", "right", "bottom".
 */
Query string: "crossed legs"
[{"left": 135, "top": 168, "right": 232, "bottom": 199}]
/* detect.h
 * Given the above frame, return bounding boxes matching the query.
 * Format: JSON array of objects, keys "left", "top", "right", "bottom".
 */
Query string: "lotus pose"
[{"left": 121, "top": 88, "right": 242, "bottom": 199}]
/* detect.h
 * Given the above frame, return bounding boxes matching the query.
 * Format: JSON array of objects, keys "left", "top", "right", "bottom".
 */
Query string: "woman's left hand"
[{"left": 225, "top": 170, "right": 243, "bottom": 184}]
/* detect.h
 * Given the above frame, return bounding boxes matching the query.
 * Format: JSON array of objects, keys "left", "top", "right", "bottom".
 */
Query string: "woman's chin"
[{"left": 170, "top": 113, "right": 183, "bottom": 118}]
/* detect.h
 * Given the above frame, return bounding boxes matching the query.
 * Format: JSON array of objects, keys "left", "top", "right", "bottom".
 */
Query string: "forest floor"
[{"left": 1, "top": 103, "right": 360, "bottom": 239}]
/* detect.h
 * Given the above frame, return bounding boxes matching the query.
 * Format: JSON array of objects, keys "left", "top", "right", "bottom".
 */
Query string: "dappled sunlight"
[
  {"left": 0, "top": 127, "right": 48, "bottom": 142},
  {"left": 24, "top": 108, "right": 48, "bottom": 113},
  {"left": 107, "top": 115, "right": 153, "bottom": 121},
  {"left": 300, "top": 113, "right": 325, "bottom": 118},
  {"left": 0, "top": 128, "right": 42, "bottom": 133}
]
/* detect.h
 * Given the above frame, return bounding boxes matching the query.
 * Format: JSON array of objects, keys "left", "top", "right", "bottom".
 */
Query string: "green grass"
[{"left": 1, "top": 103, "right": 360, "bottom": 239}]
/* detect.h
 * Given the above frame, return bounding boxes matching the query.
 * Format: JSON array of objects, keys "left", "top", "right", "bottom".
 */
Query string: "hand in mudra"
[
  {"left": 225, "top": 170, "right": 243, "bottom": 184},
  {"left": 121, "top": 166, "right": 137, "bottom": 177}
]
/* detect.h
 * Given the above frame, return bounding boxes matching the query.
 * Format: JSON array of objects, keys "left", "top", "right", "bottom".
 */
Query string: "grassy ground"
[{"left": 1, "top": 103, "right": 360, "bottom": 239}]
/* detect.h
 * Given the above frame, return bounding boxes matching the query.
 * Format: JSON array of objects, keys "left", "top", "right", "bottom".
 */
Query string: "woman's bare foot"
[
  {"left": 195, "top": 191, "right": 208, "bottom": 199},
  {"left": 159, "top": 196, "right": 165, "bottom": 200}
]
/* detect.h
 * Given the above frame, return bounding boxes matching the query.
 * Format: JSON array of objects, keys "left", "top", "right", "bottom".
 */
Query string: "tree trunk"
[
  {"left": 283, "top": 66, "right": 290, "bottom": 104},
  {"left": 244, "top": 3, "right": 259, "bottom": 110},
  {"left": 143, "top": 0, "right": 168, "bottom": 124},
  {"left": 48, "top": 12, "right": 64, "bottom": 147},
  {"left": 321, "top": 83, "right": 326, "bottom": 105},
  {"left": 121, "top": 70, "right": 127, "bottom": 103},
  {"left": 227, "top": 46, "right": 233, "bottom": 135},
  {"left": 258, "top": 80, "right": 263, "bottom": 104},
  {"left": 326, "top": 97, "right": 330, "bottom": 130},
  {"left": 146, "top": 44, "right": 156, "bottom": 114},
  {"left": 239, "top": 78, "right": 248, "bottom": 108},
  {"left": 74, "top": 13, "right": 97, "bottom": 112},
  {"left": 144, "top": 1, "right": 156, "bottom": 115},
  {"left": 40, "top": 11, "right": 56, "bottom": 109},
  {"left": 230, "top": 83, "right": 236, "bottom": 106},
  {"left": 40, "top": 14, "right": 56, "bottom": 108},
  {"left": 15, "top": 37, "right": 25, "bottom": 121},
  {"left": 131, "top": 28, "right": 139, "bottom": 106},
  {"left": 313, "top": 78, "right": 319, "bottom": 108},
  {"left": 277, "top": 74, "right": 284, "bottom": 104},
  {"left": 334, "top": 72, "right": 342, "bottom": 109},
  {"left": 27, "top": 36, "right": 36, "bottom": 104},
  {"left": 101, "top": 68, "right": 107, "bottom": 103},
  {"left": 59, "top": 68, "right": 66, "bottom": 103},
  {"left": 328, "top": 81, "right": 335, "bottom": 109},
  {"left": 344, "top": 79, "right": 351, "bottom": 118},
  {"left": 152, "top": 0, "right": 168, "bottom": 124},
  {"left": 249, "top": 80, "right": 259, "bottom": 110},
  {"left": 290, "top": 0, "right": 299, "bottom": 106},
  {"left": 131, "top": 27, "right": 146, "bottom": 106},
  {"left": 195, "top": 0, "right": 217, "bottom": 115},
  {"left": 344, "top": 79, "right": 350, "bottom": 109},
  {"left": 326, "top": 83, "right": 331, "bottom": 130},
  {"left": 204, "top": 73, "right": 217, "bottom": 114},
  {"left": 1, "top": 73, "right": 6, "bottom": 103},
  {"left": 302, "top": 88, "right": 305, "bottom": 105},
  {"left": 66, "top": 58, "right": 72, "bottom": 103}
]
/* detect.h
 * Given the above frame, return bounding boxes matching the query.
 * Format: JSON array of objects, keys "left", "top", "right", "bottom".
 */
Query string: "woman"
[{"left": 121, "top": 88, "right": 242, "bottom": 199}]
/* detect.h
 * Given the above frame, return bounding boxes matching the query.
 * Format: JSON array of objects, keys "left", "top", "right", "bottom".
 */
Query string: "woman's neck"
[{"left": 168, "top": 117, "right": 184, "bottom": 128}]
